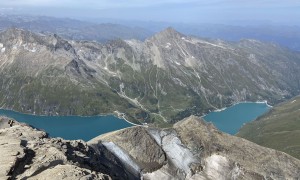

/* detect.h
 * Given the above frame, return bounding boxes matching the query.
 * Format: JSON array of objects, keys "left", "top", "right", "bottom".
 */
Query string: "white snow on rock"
[
  {"left": 147, "top": 129, "right": 200, "bottom": 177},
  {"left": 161, "top": 132, "right": 199, "bottom": 175},
  {"left": 165, "top": 42, "right": 172, "bottom": 48},
  {"left": 22, "top": 44, "right": 37, "bottom": 53},
  {"left": 0, "top": 43, "right": 5, "bottom": 53},
  {"left": 102, "top": 142, "right": 141, "bottom": 174},
  {"left": 175, "top": 61, "right": 181, "bottom": 65}
]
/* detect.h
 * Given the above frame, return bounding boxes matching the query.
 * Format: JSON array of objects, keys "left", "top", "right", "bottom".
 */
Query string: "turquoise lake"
[
  {"left": 0, "top": 109, "right": 133, "bottom": 141},
  {"left": 0, "top": 102, "right": 270, "bottom": 141},
  {"left": 203, "top": 102, "right": 271, "bottom": 135}
]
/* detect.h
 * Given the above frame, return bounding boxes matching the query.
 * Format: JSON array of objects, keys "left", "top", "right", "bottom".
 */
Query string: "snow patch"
[
  {"left": 22, "top": 44, "right": 37, "bottom": 53},
  {"left": 162, "top": 132, "right": 199, "bottom": 175},
  {"left": 291, "top": 100, "right": 296, "bottom": 103},
  {"left": 0, "top": 43, "right": 5, "bottom": 53},
  {"left": 147, "top": 129, "right": 162, "bottom": 146},
  {"left": 165, "top": 42, "right": 172, "bottom": 48},
  {"left": 102, "top": 142, "right": 141, "bottom": 174},
  {"left": 175, "top": 61, "right": 181, "bottom": 65}
]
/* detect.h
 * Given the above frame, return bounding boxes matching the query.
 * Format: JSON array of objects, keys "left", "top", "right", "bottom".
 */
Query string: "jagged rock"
[
  {"left": 89, "top": 126, "right": 167, "bottom": 172},
  {"left": 0, "top": 116, "right": 132, "bottom": 180},
  {"left": 90, "top": 116, "right": 300, "bottom": 179},
  {"left": 26, "top": 165, "right": 109, "bottom": 180},
  {"left": 1, "top": 116, "right": 300, "bottom": 179}
]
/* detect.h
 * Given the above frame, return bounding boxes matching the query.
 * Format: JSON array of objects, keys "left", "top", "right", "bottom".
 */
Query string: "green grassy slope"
[{"left": 237, "top": 96, "right": 300, "bottom": 159}]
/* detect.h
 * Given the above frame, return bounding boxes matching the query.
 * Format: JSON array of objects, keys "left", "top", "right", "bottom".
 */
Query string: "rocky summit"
[
  {"left": 1, "top": 116, "right": 299, "bottom": 180},
  {"left": 1, "top": 28, "right": 300, "bottom": 125}
]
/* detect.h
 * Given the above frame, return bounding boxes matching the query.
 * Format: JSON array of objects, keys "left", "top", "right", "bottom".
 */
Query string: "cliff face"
[
  {"left": 0, "top": 116, "right": 136, "bottom": 180},
  {"left": 1, "top": 28, "right": 300, "bottom": 125},
  {"left": 1, "top": 116, "right": 300, "bottom": 179},
  {"left": 90, "top": 116, "right": 300, "bottom": 179}
]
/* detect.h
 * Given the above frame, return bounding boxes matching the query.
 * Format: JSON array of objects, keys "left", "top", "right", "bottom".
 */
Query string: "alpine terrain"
[
  {"left": 1, "top": 116, "right": 299, "bottom": 179},
  {"left": 1, "top": 28, "right": 300, "bottom": 125},
  {"left": 238, "top": 96, "right": 300, "bottom": 159}
]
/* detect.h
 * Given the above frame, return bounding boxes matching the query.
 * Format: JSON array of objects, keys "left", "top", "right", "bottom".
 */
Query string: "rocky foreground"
[{"left": 0, "top": 116, "right": 299, "bottom": 180}]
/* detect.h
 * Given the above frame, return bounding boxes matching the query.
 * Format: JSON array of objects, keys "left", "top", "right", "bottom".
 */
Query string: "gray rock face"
[
  {"left": 90, "top": 116, "right": 300, "bottom": 180},
  {"left": 1, "top": 28, "right": 300, "bottom": 125},
  {"left": 1, "top": 116, "right": 299, "bottom": 179},
  {"left": 0, "top": 116, "right": 136, "bottom": 180}
]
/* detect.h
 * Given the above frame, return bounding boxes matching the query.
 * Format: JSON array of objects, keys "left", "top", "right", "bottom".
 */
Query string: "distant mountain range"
[
  {"left": 0, "top": 15, "right": 153, "bottom": 42},
  {"left": 1, "top": 28, "right": 300, "bottom": 125},
  {"left": 1, "top": 15, "right": 300, "bottom": 52}
]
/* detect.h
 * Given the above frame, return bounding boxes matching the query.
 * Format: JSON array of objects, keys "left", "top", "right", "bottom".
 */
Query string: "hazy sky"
[{"left": 1, "top": 0, "right": 300, "bottom": 24}]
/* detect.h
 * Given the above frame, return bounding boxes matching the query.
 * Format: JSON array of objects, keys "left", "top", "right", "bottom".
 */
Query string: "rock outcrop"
[
  {"left": 1, "top": 115, "right": 300, "bottom": 179},
  {"left": 0, "top": 116, "right": 135, "bottom": 180},
  {"left": 90, "top": 116, "right": 300, "bottom": 179}
]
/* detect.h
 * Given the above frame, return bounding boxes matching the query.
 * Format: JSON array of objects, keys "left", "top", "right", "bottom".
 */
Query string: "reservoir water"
[
  {"left": 203, "top": 102, "right": 271, "bottom": 135},
  {"left": 0, "top": 109, "right": 133, "bottom": 141},
  {"left": 0, "top": 102, "right": 270, "bottom": 141}
]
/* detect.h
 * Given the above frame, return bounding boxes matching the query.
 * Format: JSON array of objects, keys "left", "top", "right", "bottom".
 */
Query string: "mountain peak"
[
  {"left": 149, "top": 27, "right": 184, "bottom": 42},
  {"left": 0, "top": 28, "right": 40, "bottom": 42},
  {"left": 164, "top": 27, "right": 179, "bottom": 33}
]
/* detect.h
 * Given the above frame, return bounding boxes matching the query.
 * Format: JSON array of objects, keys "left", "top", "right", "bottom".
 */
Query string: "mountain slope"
[
  {"left": 1, "top": 28, "right": 300, "bottom": 124},
  {"left": 237, "top": 96, "right": 300, "bottom": 159}
]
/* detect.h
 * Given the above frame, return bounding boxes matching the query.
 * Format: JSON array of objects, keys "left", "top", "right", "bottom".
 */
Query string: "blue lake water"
[
  {"left": 0, "top": 109, "right": 133, "bottom": 141},
  {"left": 204, "top": 102, "right": 271, "bottom": 135},
  {"left": 0, "top": 102, "right": 270, "bottom": 141}
]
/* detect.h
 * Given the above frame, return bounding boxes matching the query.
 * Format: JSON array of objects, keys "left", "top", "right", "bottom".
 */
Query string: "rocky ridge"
[
  {"left": 1, "top": 116, "right": 299, "bottom": 180},
  {"left": 0, "top": 116, "right": 138, "bottom": 180}
]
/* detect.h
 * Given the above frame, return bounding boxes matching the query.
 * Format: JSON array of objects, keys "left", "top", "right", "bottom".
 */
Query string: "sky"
[{"left": 0, "top": 0, "right": 300, "bottom": 25}]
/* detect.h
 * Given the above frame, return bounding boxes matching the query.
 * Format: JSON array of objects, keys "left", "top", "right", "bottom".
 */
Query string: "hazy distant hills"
[
  {"left": 174, "top": 24, "right": 300, "bottom": 52},
  {"left": 1, "top": 28, "right": 300, "bottom": 125},
  {"left": 0, "top": 15, "right": 153, "bottom": 42},
  {"left": 90, "top": 19, "right": 300, "bottom": 51},
  {"left": 1, "top": 15, "right": 300, "bottom": 52}
]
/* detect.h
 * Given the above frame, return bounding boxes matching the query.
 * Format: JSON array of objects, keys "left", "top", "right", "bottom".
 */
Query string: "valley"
[
  {"left": 1, "top": 1, "right": 300, "bottom": 179},
  {"left": 1, "top": 28, "right": 300, "bottom": 126}
]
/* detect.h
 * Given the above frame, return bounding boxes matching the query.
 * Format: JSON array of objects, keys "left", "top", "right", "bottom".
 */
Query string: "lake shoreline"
[
  {"left": 0, "top": 107, "right": 141, "bottom": 126},
  {"left": 202, "top": 101, "right": 271, "bottom": 135},
  {"left": 215, "top": 100, "right": 273, "bottom": 112}
]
